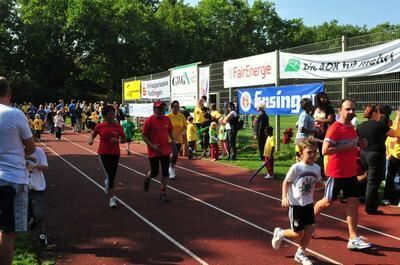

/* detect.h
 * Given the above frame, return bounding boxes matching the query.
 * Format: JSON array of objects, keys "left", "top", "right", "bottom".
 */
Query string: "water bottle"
[{"left": 394, "top": 174, "right": 400, "bottom": 192}]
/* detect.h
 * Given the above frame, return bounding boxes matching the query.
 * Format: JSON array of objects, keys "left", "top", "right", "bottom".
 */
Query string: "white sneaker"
[
  {"left": 271, "top": 227, "right": 284, "bottom": 250},
  {"left": 109, "top": 197, "right": 117, "bottom": 208},
  {"left": 264, "top": 174, "right": 274, "bottom": 179},
  {"left": 104, "top": 178, "right": 109, "bottom": 194},
  {"left": 169, "top": 167, "right": 176, "bottom": 179},
  {"left": 347, "top": 236, "right": 372, "bottom": 250},
  {"left": 294, "top": 251, "right": 313, "bottom": 265}
]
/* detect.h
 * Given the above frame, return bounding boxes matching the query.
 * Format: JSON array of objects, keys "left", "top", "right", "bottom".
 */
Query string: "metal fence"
[
  {"left": 127, "top": 30, "right": 400, "bottom": 111},
  {"left": 281, "top": 30, "right": 400, "bottom": 109}
]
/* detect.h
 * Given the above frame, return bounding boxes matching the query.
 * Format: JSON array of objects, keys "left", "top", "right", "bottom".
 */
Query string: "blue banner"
[{"left": 238, "top": 83, "right": 324, "bottom": 115}]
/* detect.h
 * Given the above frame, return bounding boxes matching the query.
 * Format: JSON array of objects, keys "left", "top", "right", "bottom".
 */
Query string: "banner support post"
[
  {"left": 341, "top": 35, "right": 348, "bottom": 99},
  {"left": 275, "top": 50, "right": 281, "bottom": 152},
  {"left": 121, "top": 78, "right": 125, "bottom": 106}
]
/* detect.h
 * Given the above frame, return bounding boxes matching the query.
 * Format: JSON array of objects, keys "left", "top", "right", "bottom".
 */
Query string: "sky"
[{"left": 186, "top": 0, "right": 400, "bottom": 28}]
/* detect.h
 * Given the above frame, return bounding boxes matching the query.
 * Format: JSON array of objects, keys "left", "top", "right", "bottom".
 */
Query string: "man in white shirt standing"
[{"left": 0, "top": 76, "right": 36, "bottom": 265}]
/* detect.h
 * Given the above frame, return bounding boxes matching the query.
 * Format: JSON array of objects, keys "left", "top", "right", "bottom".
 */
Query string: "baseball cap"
[{"left": 153, "top": 101, "right": 166, "bottom": 108}]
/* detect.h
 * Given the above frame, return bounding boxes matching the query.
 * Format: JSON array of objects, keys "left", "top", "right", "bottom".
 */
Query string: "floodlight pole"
[
  {"left": 342, "top": 35, "right": 348, "bottom": 99},
  {"left": 275, "top": 49, "right": 281, "bottom": 152}
]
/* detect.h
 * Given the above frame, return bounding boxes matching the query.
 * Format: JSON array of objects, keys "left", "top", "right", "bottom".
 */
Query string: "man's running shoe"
[
  {"left": 169, "top": 167, "right": 176, "bottom": 179},
  {"left": 271, "top": 227, "right": 284, "bottom": 250},
  {"left": 347, "top": 236, "right": 372, "bottom": 250},
  {"left": 294, "top": 251, "right": 313, "bottom": 265},
  {"left": 104, "top": 178, "right": 109, "bottom": 194},
  {"left": 160, "top": 193, "right": 169, "bottom": 203},
  {"left": 109, "top": 197, "right": 117, "bottom": 208},
  {"left": 39, "top": 233, "right": 48, "bottom": 246}
]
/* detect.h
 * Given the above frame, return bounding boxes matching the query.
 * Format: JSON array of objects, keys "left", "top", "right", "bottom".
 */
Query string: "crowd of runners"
[{"left": 1, "top": 75, "right": 400, "bottom": 265}]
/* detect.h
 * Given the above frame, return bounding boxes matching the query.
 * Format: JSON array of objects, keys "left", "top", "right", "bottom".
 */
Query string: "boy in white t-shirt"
[
  {"left": 26, "top": 147, "right": 49, "bottom": 246},
  {"left": 271, "top": 140, "right": 321, "bottom": 265}
]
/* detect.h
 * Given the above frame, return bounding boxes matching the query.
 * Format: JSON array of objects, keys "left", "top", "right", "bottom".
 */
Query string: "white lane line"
[
  {"left": 71, "top": 133, "right": 400, "bottom": 242},
  {"left": 62, "top": 136, "right": 342, "bottom": 265},
  {"left": 40, "top": 141, "right": 209, "bottom": 265}
]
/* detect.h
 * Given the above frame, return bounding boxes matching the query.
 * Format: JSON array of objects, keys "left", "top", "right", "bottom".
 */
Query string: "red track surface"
[{"left": 39, "top": 130, "right": 400, "bottom": 265}]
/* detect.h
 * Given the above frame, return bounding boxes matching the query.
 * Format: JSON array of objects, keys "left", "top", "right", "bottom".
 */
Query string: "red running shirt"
[
  {"left": 94, "top": 122, "right": 125, "bottom": 155},
  {"left": 142, "top": 115, "right": 173, "bottom": 157},
  {"left": 324, "top": 121, "right": 358, "bottom": 178}
]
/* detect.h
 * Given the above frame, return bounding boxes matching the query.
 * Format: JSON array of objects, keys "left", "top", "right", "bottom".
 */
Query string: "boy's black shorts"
[{"left": 288, "top": 203, "right": 315, "bottom": 232}]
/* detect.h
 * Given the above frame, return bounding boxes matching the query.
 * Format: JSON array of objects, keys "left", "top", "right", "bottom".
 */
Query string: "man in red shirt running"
[
  {"left": 142, "top": 101, "right": 174, "bottom": 202},
  {"left": 314, "top": 98, "right": 372, "bottom": 250},
  {"left": 89, "top": 105, "right": 126, "bottom": 208}
]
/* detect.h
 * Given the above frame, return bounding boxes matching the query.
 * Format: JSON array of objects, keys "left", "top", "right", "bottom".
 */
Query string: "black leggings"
[
  {"left": 149, "top": 155, "right": 170, "bottom": 178},
  {"left": 99, "top": 155, "right": 120, "bottom": 189},
  {"left": 170, "top": 143, "right": 182, "bottom": 165},
  {"left": 227, "top": 128, "right": 238, "bottom": 160},
  {"left": 360, "top": 150, "right": 386, "bottom": 211},
  {"left": 55, "top": 126, "right": 62, "bottom": 139}
]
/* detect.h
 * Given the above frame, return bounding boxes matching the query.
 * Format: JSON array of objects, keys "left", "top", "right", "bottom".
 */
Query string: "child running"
[
  {"left": 53, "top": 110, "right": 65, "bottom": 141},
  {"left": 263, "top": 126, "right": 275, "bottom": 179},
  {"left": 121, "top": 115, "right": 135, "bottom": 155},
  {"left": 272, "top": 140, "right": 321, "bottom": 265},
  {"left": 186, "top": 116, "right": 198, "bottom": 159},
  {"left": 33, "top": 114, "right": 44, "bottom": 140}
]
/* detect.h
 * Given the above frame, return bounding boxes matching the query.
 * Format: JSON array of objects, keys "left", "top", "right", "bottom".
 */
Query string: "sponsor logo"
[
  {"left": 284, "top": 59, "right": 301, "bottom": 72},
  {"left": 240, "top": 91, "right": 252, "bottom": 112}
]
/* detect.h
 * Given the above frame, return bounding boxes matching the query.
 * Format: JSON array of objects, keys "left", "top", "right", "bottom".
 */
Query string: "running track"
[{"left": 39, "top": 130, "right": 400, "bottom": 265}]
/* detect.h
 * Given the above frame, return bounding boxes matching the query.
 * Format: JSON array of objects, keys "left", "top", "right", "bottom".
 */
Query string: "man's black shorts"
[
  {"left": 0, "top": 186, "right": 16, "bottom": 232},
  {"left": 324, "top": 176, "right": 359, "bottom": 201}
]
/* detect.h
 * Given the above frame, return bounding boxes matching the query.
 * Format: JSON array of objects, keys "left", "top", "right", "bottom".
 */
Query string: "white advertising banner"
[
  {"left": 280, "top": 39, "right": 400, "bottom": 79},
  {"left": 199, "top": 66, "right": 210, "bottom": 99},
  {"left": 128, "top": 103, "right": 153, "bottom": 118},
  {"left": 170, "top": 63, "right": 198, "bottom": 107},
  {"left": 141, "top": 76, "right": 170, "bottom": 99},
  {"left": 223, "top": 52, "right": 276, "bottom": 88}
]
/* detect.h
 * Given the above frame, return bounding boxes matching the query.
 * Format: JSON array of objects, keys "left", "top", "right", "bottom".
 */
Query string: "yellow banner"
[{"left": 123, "top": 80, "right": 141, "bottom": 100}]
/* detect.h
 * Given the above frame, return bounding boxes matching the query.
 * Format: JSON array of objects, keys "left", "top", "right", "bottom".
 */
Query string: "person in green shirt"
[
  {"left": 209, "top": 122, "right": 219, "bottom": 161},
  {"left": 121, "top": 115, "right": 135, "bottom": 155}
]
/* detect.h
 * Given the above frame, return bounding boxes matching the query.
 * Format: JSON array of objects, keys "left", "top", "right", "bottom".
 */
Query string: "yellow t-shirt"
[
  {"left": 90, "top": 112, "right": 99, "bottom": 123},
  {"left": 167, "top": 112, "right": 187, "bottom": 144},
  {"left": 263, "top": 136, "right": 275, "bottom": 157},
  {"left": 33, "top": 119, "right": 44, "bottom": 130},
  {"left": 187, "top": 123, "right": 198, "bottom": 141},
  {"left": 388, "top": 121, "right": 400, "bottom": 159},
  {"left": 211, "top": 110, "right": 221, "bottom": 121},
  {"left": 21, "top": 105, "right": 29, "bottom": 114},
  {"left": 194, "top": 106, "right": 204, "bottom": 124},
  {"left": 28, "top": 119, "right": 34, "bottom": 129}
]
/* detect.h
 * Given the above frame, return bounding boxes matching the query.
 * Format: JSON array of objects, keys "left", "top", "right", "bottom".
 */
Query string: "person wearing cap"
[
  {"left": 89, "top": 105, "right": 126, "bottom": 208},
  {"left": 253, "top": 103, "right": 269, "bottom": 161},
  {"left": 142, "top": 101, "right": 174, "bottom": 202}
]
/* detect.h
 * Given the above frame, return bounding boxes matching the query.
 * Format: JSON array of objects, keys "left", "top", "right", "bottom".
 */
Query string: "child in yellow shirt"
[
  {"left": 263, "top": 126, "right": 275, "bottom": 179},
  {"left": 186, "top": 116, "right": 198, "bottom": 159},
  {"left": 33, "top": 114, "right": 44, "bottom": 140}
]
